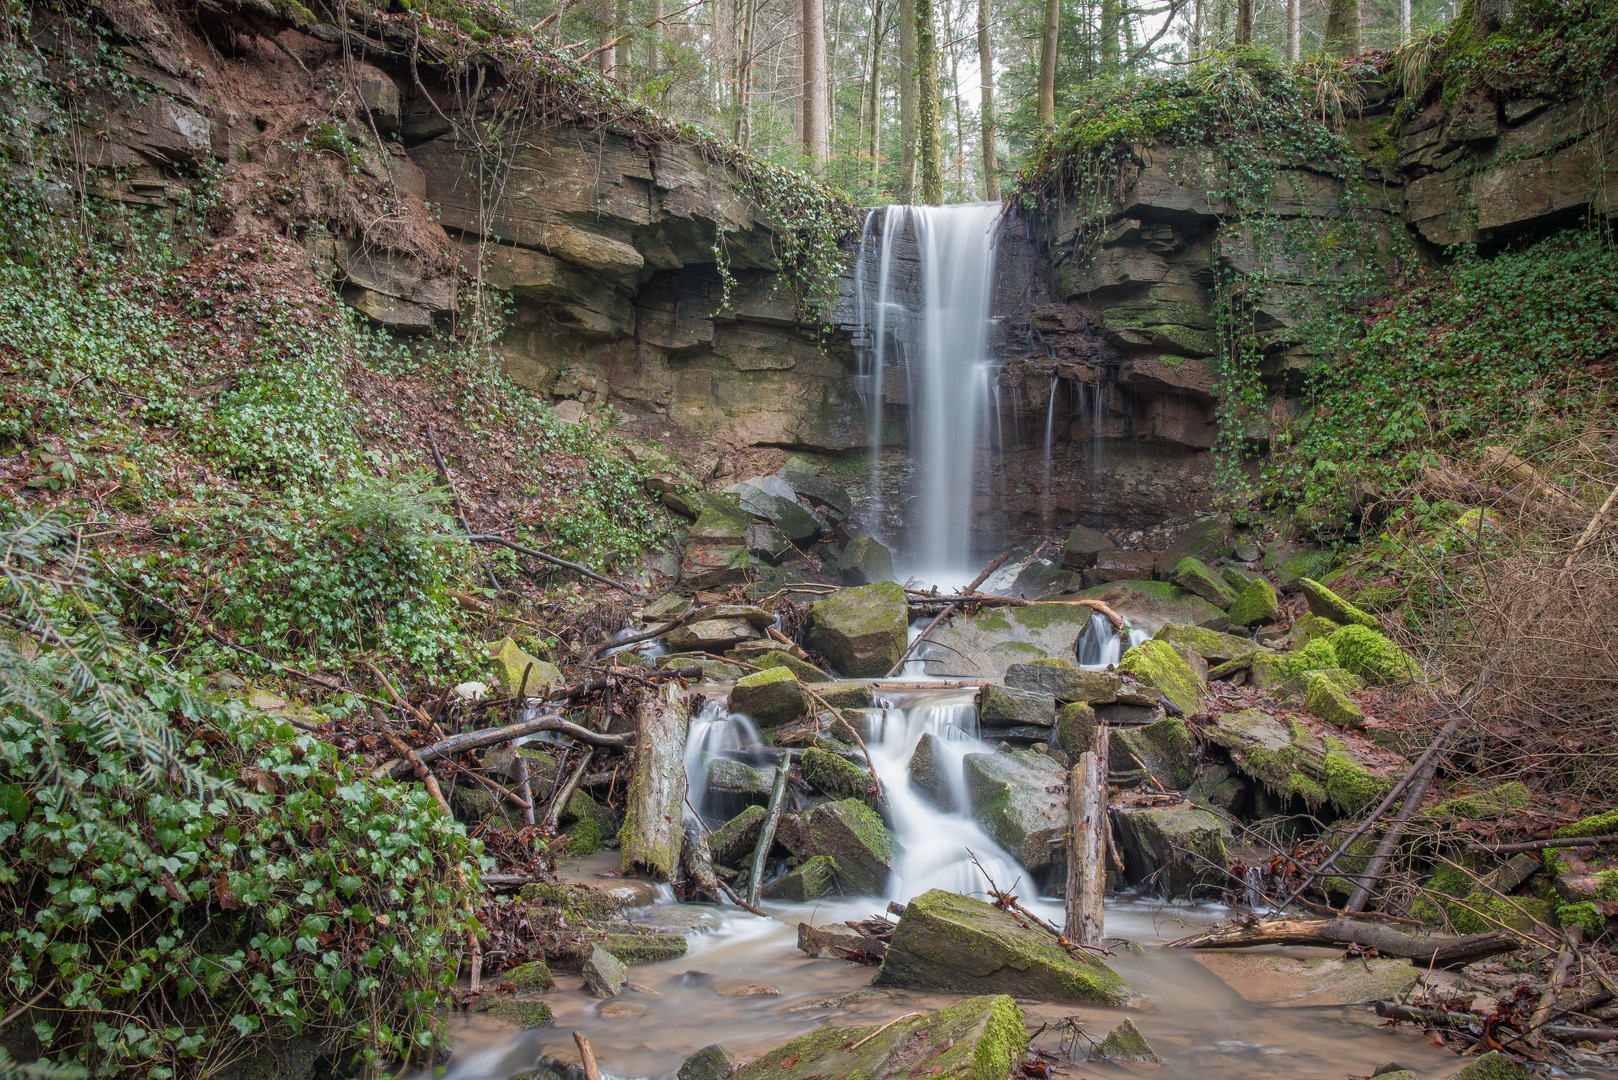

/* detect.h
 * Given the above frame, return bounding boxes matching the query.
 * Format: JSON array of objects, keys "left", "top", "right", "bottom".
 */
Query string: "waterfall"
[
  {"left": 682, "top": 692, "right": 1026, "bottom": 904},
  {"left": 854, "top": 206, "right": 905, "bottom": 515},
  {"left": 854, "top": 202, "right": 1006, "bottom": 583},
  {"left": 1076, "top": 612, "right": 1150, "bottom": 668},
  {"left": 1040, "top": 375, "right": 1059, "bottom": 529}
]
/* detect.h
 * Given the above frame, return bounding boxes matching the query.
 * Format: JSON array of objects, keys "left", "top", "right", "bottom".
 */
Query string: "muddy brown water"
[{"left": 426, "top": 881, "right": 1462, "bottom": 1080}]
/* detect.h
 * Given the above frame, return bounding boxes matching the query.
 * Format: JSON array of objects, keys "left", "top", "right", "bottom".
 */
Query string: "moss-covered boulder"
[
  {"left": 708, "top": 804, "right": 768, "bottom": 866},
  {"left": 963, "top": 750, "right": 1068, "bottom": 872},
  {"left": 1448, "top": 1051, "right": 1533, "bottom": 1080},
  {"left": 501, "top": 959, "right": 554, "bottom": 992},
  {"left": 656, "top": 652, "right": 748, "bottom": 681},
  {"left": 1305, "top": 674, "right": 1363, "bottom": 729},
  {"left": 1054, "top": 701, "right": 1098, "bottom": 760},
  {"left": 485, "top": 636, "right": 563, "bottom": 695},
  {"left": 1153, "top": 623, "right": 1262, "bottom": 664},
  {"left": 921, "top": 601, "right": 1100, "bottom": 678},
  {"left": 1323, "top": 749, "right": 1391, "bottom": 814},
  {"left": 1004, "top": 661, "right": 1121, "bottom": 703},
  {"left": 804, "top": 581, "right": 909, "bottom": 677},
  {"left": 582, "top": 944, "right": 627, "bottom": 998},
  {"left": 553, "top": 930, "right": 689, "bottom": 966},
  {"left": 1078, "top": 580, "right": 1230, "bottom": 630},
  {"left": 1118, "top": 639, "right": 1207, "bottom": 714},
  {"left": 1154, "top": 517, "right": 1232, "bottom": 578},
  {"left": 1421, "top": 781, "right": 1532, "bottom": 823},
  {"left": 908, "top": 731, "right": 960, "bottom": 811},
  {"left": 1227, "top": 576, "right": 1280, "bottom": 626},
  {"left": 979, "top": 683, "right": 1056, "bottom": 729},
  {"left": 677, "top": 1044, "right": 737, "bottom": 1080},
  {"left": 1089, "top": 1018, "right": 1160, "bottom": 1063},
  {"left": 747, "top": 650, "right": 832, "bottom": 682},
  {"left": 1204, "top": 709, "right": 1329, "bottom": 809},
  {"left": 728, "top": 667, "right": 811, "bottom": 727},
  {"left": 800, "top": 747, "right": 877, "bottom": 805},
  {"left": 763, "top": 855, "right": 841, "bottom": 901},
  {"left": 703, "top": 757, "right": 773, "bottom": 807},
  {"left": 1115, "top": 802, "right": 1230, "bottom": 898},
  {"left": 839, "top": 534, "right": 896, "bottom": 585},
  {"left": 1113, "top": 717, "right": 1196, "bottom": 790},
  {"left": 1328, "top": 624, "right": 1422, "bottom": 685},
  {"left": 804, "top": 799, "right": 900, "bottom": 895},
  {"left": 876, "top": 890, "right": 1128, "bottom": 1003},
  {"left": 471, "top": 995, "right": 553, "bottom": 1028},
  {"left": 1264, "top": 543, "right": 1331, "bottom": 588},
  {"left": 733, "top": 994, "right": 1029, "bottom": 1080},
  {"left": 1172, "top": 557, "right": 1239, "bottom": 609},
  {"left": 1060, "top": 523, "right": 1115, "bottom": 569},
  {"left": 1299, "top": 578, "right": 1380, "bottom": 629}
]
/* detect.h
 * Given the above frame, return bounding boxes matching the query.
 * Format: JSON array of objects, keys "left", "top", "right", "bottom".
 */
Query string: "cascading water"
[{"left": 854, "top": 202, "right": 1006, "bottom": 583}]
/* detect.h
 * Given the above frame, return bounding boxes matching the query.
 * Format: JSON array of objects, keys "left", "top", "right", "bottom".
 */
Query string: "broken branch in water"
[
  {"left": 885, "top": 541, "right": 1024, "bottom": 681},
  {"left": 745, "top": 762, "right": 791, "bottom": 907},
  {"left": 903, "top": 592, "right": 1128, "bottom": 631}
]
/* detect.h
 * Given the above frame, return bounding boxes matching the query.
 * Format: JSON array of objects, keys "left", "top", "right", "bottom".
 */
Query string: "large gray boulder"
[
  {"left": 1111, "top": 717, "right": 1196, "bottom": 790},
  {"left": 1004, "top": 660, "right": 1122, "bottom": 703},
  {"left": 1076, "top": 580, "right": 1232, "bottom": 630},
  {"left": 1060, "top": 523, "right": 1115, "bottom": 569},
  {"left": 921, "top": 602, "right": 1097, "bottom": 678},
  {"left": 1114, "top": 802, "right": 1230, "bottom": 899},
  {"left": 803, "top": 581, "right": 909, "bottom": 677},
  {"left": 727, "top": 667, "right": 810, "bottom": 727},
  {"left": 582, "top": 945, "right": 627, "bottom": 998},
  {"left": 963, "top": 751, "right": 1068, "bottom": 872},
  {"left": 876, "top": 890, "right": 1128, "bottom": 1003},
  {"left": 838, "top": 534, "right": 895, "bottom": 585},
  {"left": 978, "top": 684, "right": 1056, "bottom": 729}
]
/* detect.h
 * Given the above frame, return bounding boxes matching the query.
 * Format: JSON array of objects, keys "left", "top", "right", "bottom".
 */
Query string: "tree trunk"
[
  {"left": 867, "top": 0, "right": 886, "bottom": 185},
  {"left": 1037, "top": 0, "right": 1059, "bottom": 126},
  {"left": 802, "top": 0, "right": 829, "bottom": 160},
  {"left": 898, "top": 0, "right": 918, "bottom": 200},
  {"left": 1098, "top": 0, "right": 1119, "bottom": 72},
  {"left": 915, "top": 0, "right": 943, "bottom": 203},
  {"left": 1399, "top": 0, "right": 1410, "bottom": 40},
  {"left": 1286, "top": 0, "right": 1299, "bottom": 60},
  {"left": 1235, "top": 0, "right": 1252, "bottom": 45},
  {"left": 1189, "top": 0, "right": 1203, "bottom": 65},
  {"left": 619, "top": 683, "right": 690, "bottom": 881},
  {"left": 976, "top": 0, "right": 998, "bottom": 199},
  {"left": 1063, "top": 728, "right": 1108, "bottom": 946},
  {"left": 1324, "top": 0, "right": 1359, "bottom": 57},
  {"left": 946, "top": 0, "right": 965, "bottom": 191},
  {"left": 613, "top": 0, "right": 632, "bottom": 85},
  {"left": 736, "top": 0, "right": 758, "bottom": 147},
  {"left": 648, "top": 0, "right": 663, "bottom": 88}
]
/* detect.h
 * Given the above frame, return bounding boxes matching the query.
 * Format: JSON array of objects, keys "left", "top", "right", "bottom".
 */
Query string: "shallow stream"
[{"left": 422, "top": 631, "right": 1466, "bottom": 1080}]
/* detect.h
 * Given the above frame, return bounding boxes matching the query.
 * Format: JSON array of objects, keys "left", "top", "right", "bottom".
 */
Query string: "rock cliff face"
[{"left": 50, "top": 0, "right": 1618, "bottom": 550}]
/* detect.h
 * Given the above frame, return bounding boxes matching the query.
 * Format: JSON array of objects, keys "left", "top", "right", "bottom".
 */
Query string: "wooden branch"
[
  {"left": 464, "top": 534, "right": 648, "bottom": 597},
  {"left": 386, "top": 714, "right": 629, "bottom": 779},
  {"left": 382, "top": 730, "right": 452, "bottom": 815},
  {"left": 802, "top": 684, "right": 884, "bottom": 803},
  {"left": 746, "top": 761, "right": 791, "bottom": 907},
  {"left": 887, "top": 548, "right": 1018, "bottom": 679},
  {"left": 573, "top": 1031, "right": 602, "bottom": 1080},
  {"left": 1466, "top": 834, "right": 1618, "bottom": 854},
  {"left": 903, "top": 593, "right": 1128, "bottom": 630},
  {"left": 590, "top": 615, "right": 688, "bottom": 657},
  {"left": 545, "top": 748, "right": 595, "bottom": 829},
  {"left": 1169, "top": 916, "right": 1519, "bottom": 967}
]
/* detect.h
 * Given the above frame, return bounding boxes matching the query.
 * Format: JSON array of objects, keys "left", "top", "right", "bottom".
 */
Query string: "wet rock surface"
[{"left": 876, "top": 890, "right": 1129, "bottom": 1003}]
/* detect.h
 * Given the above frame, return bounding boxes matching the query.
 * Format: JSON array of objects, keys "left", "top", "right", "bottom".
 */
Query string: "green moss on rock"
[
  {"left": 728, "top": 667, "right": 811, "bottom": 727},
  {"left": 1113, "top": 717, "right": 1196, "bottom": 790},
  {"left": 1323, "top": 750, "right": 1390, "bottom": 813},
  {"left": 1172, "top": 556, "right": 1239, "bottom": 609},
  {"left": 1118, "top": 639, "right": 1206, "bottom": 714},
  {"left": 1555, "top": 808, "right": 1618, "bottom": 838},
  {"left": 1305, "top": 675, "right": 1363, "bottom": 729},
  {"left": 472, "top": 996, "right": 553, "bottom": 1028},
  {"left": 502, "top": 959, "right": 554, "bottom": 992},
  {"left": 800, "top": 747, "right": 876, "bottom": 804},
  {"left": 1328, "top": 624, "right": 1421, "bottom": 685},
  {"left": 1227, "top": 576, "right": 1280, "bottom": 626},
  {"left": 1423, "top": 781, "right": 1531, "bottom": 822},
  {"left": 877, "top": 890, "right": 1129, "bottom": 1004},
  {"left": 1299, "top": 578, "right": 1380, "bottom": 629},
  {"left": 804, "top": 581, "right": 909, "bottom": 677},
  {"left": 750, "top": 650, "right": 832, "bottom": 682}
]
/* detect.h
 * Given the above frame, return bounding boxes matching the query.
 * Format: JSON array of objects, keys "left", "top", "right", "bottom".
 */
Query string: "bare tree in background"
[
  {"left": 802, "top": 0, "right": 829, "bottom": 160},
  {"left": 1286, "top": 0, "right": 1299, "bottom": 59},
  {"left": 866, "top": 0, "right": 887, "bottom": 184},
  {"left": 1037, "top": 0, "right": 1059, "bottom": 125},
  {"left": 1325, "top": 0, "right": 1360, "bottom": 55},
  {"left": 898, "top": 0, "right": 918, "bottom": 200},
  {"left": 915, "top": 0, "right": 943, "bottom": 202},
  {"left": 977, "top": 0, "right": 999, "bottom": 199}
]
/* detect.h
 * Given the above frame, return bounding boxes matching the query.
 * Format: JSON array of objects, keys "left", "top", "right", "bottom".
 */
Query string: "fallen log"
[
  {"left": 1168, "top": 916, "right": 1519, "bottom": 967},
  {"left": 1064, "top": 730, "right": 1108, "bottom": 947},
  {"left": 619, "top": 684, "right": 690, "bottom": 881},
  {"left": 544, "top": 748, "right": 594, "bottom": 829},
  {"left": 1375, "top": 1001, "right": 1618, "bottom": 1042},
  {"left": 386, "top": 714, "right": 629, "bottom": 778},
  {"left": 903, "top": 593, "right": 1128, "bottom": 630},
  {"left": 1467, "top": 834, "right": 1618, "bottom": 854},
  {"left": 681, "top": 818, "right": 723, "bottom": 903}
]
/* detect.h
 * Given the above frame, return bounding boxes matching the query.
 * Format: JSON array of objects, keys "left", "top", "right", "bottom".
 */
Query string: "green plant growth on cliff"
[
  {"left": 0, "top": 515, "right": 476, "bottom": 1076},
  {"left": 1261, "top": 229, "right": 1617, "bottom": 517}
]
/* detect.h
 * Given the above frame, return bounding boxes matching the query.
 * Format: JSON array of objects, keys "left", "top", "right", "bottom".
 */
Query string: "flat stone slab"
[{"left": 1189, "top": 952, "right": 1418, "bottom": 1007}]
